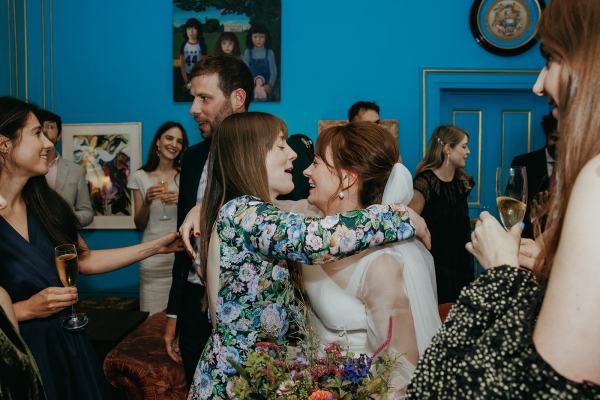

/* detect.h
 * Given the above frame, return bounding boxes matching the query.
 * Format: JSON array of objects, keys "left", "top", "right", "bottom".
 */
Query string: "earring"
[
  {"left": 445, "top": 154, "right": 450, "bottom": 167},
  {"left": 338, "top": 191, "right": 345, "bottom": 199}
]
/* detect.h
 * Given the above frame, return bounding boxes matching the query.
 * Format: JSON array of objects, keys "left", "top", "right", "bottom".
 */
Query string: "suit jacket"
[
  {"left": 166, "top": 139, "right": 212, "bottom": 316},
  {"left": 55, "top": 157, "right": 94, "bottom": 227},
  {"left": 511, "top": 147, "right": 549, "bottom": 238}
]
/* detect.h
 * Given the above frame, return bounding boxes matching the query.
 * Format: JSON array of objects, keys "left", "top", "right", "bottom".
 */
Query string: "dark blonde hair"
[
  {"left": 535, "top": 0, "right": 600, "bottom": 282},
  {"left": 416, "top": 125, "right": 472, "bottom": 189},
  {"left": 315, "top": 122, "right": 399, "bottom": 208},
  {"left": 199, "top": 112, "right": 287, "bottom": 283}
]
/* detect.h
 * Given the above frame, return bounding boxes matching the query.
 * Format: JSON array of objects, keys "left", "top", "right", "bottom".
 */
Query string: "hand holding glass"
[
  {"left": 496, "top": 166, "right": 528, "bottom": 230},
  {"left": 54, "top": 244, "right": 88, "bottom": 330}
]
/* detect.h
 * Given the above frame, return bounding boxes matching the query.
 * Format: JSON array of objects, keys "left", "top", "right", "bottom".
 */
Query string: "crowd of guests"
[{"left": 1, "top": 0, "right": 600, "bottom": 398}]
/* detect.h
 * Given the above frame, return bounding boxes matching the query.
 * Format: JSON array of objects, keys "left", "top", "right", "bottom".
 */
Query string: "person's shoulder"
[
  {"left": 221, "top": 195, "right": 265, "bottom": 219},
  {"left": 414, "top": 169, "right": 435, "bottom": 184},
  {"left": 572, "top": 155, "right": 600, "bottom": 197},
  {"left": 511, "top": 148, "right": 545, "bottom": 165},
  {"left": 130, "top": 168, "right": 147, "bottom": 179},
  {"left": 127, "top": 169, "right": 147, "bottom": 187},
  {"left": 183, "top": 141, "right": 210, "bottom": 158}
]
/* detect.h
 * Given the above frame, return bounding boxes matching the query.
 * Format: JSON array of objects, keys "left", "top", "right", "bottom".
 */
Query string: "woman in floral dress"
[{"left": 187, "top": 112, "right": 428, "bottom": 399}]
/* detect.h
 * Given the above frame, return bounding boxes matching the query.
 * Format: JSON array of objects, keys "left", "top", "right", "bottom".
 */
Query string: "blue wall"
[{"left": 2, "top": 0, "right": 545, "bottom": 295}]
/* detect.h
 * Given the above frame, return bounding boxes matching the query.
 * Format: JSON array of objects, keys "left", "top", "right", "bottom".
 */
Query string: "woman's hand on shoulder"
[
  {"left": 406, "top": 206, "right": 431, "bottom": 250},
  {"left": 17, "top": 287, "right": 78, "bottom": 321},
  {"left": 466, "top": 211, "right": 520, "bottom": 269}
]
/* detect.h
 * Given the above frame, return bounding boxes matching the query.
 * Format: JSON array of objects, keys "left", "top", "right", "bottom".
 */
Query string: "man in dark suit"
[
  {"left": 511, "top": 112, "right": 559, "bottom": 238},
  {"left": 163, "top": 55, "right": 253, "bottom": 384}
]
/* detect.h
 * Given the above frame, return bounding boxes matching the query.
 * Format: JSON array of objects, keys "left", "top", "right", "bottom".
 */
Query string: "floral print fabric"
[{"left": 188, "top": 195, "right": 415, "bottom": 399}]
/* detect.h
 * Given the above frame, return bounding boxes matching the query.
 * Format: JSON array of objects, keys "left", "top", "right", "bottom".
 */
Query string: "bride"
[
  {"left": 297, "top": 122, "right": 441, "bottom": 397},
  {"left": 176, "top": 121, "right": 438, "bottom": 397}
]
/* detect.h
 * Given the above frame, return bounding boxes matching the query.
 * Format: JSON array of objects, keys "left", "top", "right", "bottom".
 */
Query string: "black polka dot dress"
[{"left": 406, "top": 266, "right": 600, "bottom": 399}]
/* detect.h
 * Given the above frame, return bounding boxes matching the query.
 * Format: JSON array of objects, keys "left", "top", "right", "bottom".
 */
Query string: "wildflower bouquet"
[{"left": 229, "top": 319, "right": 397, "bottom": 400}]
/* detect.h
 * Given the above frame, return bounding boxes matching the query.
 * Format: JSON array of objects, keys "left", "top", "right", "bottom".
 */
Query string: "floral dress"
[{"left": 188, "top": 195, "right": 415, "bottom": 399}]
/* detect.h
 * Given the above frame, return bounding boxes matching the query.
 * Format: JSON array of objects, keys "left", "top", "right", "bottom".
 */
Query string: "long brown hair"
[
  {"left": 315, "top": 122, "right": 399, "bottom": 207},
  {"left": 535, "top": 0, "right": 600, "bottom": 282},
  {"left": 416, "top": 125, "right": 472, "bottom": 189},
  {"left": 0, "top": 97, "right": 80, "bottom": 247},
  {"left": 199, "top": 112, "right": 287, "bottom": 280}
]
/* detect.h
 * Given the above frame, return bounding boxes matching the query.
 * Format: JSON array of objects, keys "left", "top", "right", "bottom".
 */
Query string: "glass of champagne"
[
  {"left": 159, "top": 179, "right": 171, "bottom": 221},
  {"left": 496, "top": 166, "right": 528, "bottom": 230},
  {"left": 54, "top": 244, "right": 88, "bottom": 330}
]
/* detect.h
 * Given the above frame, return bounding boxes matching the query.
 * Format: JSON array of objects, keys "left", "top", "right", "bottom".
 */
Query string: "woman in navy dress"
[{"left": 0, "top": 97, "right": 182, "bottom": 400}]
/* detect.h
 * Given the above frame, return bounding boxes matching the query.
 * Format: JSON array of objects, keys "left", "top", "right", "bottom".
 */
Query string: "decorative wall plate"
[{"left": 470, "top": 0, "right": 545, "bottom": 56}]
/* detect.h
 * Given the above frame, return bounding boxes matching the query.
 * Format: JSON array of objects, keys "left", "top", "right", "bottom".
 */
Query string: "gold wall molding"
[
  {"left": 422, "top": 68, "right": 540, "bottom": 156},
  {"left": 501, "top": 110, "right": 532, "bottom": 166}
]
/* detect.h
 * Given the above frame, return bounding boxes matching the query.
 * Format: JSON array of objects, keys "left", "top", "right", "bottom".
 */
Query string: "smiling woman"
[
  {"left": 0, "top": 97, "right": 183, "bottom": 400},
  {"left": 187, "top": 112, "right": 427, "bottom": 399},
  {"left": 409, "top": 125, "right": 474, "bottom": 304},
  {"left": 127, "top": 121, "right": 189, "bottom": 314}
]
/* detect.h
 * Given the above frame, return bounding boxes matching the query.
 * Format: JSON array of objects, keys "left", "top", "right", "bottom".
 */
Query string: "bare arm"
[
  {"left": 408, "top": 190, "right": 425, "bottom": 215},
  {"left": 77, "top": 232, "right": 183, "bottom": 275},
  {"left": 132, "top": 189, "right": 150, "bottom": 230},
  {"left": 533, "top": 156, "right": 600, "bottom": 384}
]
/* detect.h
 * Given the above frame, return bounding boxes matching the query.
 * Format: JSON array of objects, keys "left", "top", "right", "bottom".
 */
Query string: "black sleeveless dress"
[
  {"left": 0, "top": 212, "right": 109, "bottom": 400},
  {"left": 414, "top": 170, "right": 474, "bottom": 303}
]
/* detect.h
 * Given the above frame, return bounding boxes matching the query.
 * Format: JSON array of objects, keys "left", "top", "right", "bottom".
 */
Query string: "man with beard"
[
  {"left": 163, "top": 55, "right": 253, "bottom": 384},
  {"left": 511, "top": 112, "right": 559, "bottom": 238}
]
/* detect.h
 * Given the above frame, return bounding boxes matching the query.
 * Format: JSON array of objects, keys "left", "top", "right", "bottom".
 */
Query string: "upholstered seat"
[
  {"left": 438, "top": 303, "right": 454, "bottom": 322},
  {"left": 103, "top": 312, "right": 187, "bottom": 399}
]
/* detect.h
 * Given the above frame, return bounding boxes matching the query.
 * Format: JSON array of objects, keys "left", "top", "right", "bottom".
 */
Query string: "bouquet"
[{"left": 229, "top": 317, "right": 397, "bottom": 399}]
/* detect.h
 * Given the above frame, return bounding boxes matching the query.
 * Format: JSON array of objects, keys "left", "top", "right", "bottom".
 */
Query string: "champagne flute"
[
  {"left": 54, "top": 244, "right": 88, "bottom": 330},
  {"left": 496, "top": 166, "right": 528, "bottom": 230},
  {"left": 158, "top": 178, "right": 171, "bottom": 221}
]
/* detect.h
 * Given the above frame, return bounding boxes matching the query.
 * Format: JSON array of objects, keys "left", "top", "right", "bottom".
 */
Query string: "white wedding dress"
[{"left": 297, "top": 164, "right": 441, "bottom": 398}]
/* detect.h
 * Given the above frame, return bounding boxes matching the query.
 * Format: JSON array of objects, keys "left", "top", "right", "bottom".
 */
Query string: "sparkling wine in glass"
[
  {"left": 55, "top": 244, "right": 88, "bottom": 330},
  {"left": 159, "top": 179, "right": 171, "bottom": 221},
  {"left": 496, "top": 166, "right": 528, "bottom": 230}
]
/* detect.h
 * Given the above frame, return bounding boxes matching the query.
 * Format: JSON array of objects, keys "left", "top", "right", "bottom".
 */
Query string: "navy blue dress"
[{"left": 0, "top": 212, "right": 109, "bottom": 400}]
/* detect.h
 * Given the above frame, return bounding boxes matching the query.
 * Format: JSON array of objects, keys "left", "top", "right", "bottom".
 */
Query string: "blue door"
[{"left": 439, "top": 89, "right": 550, "bottom": 220}]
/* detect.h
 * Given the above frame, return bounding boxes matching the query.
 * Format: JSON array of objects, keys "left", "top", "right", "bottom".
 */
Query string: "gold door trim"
[
  {"left": 422, "top": 68, "right": 540, "bottom": 156},
  {"left": 501, "top": 110, "right": 532, "bottom": 166}
]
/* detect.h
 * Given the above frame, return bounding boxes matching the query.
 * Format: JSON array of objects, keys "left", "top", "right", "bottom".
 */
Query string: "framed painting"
[
  {"left": 318, "top": 119, "right": 399, "bottom": 138},
  {"left": 62, "top": 123, "right": 142, "bottom": 229},
  {"left": 172, "top": 0, "right": 281, "bottom": 102},
  {"left": 470, "top": 0, "right": 545, "bottom": 56}
]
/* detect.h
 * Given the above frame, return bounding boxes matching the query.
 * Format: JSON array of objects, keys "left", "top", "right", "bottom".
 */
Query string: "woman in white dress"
[
  {"left": 128, "top": 122, "right": 188, "bottom": 313},
  {"left": 299, "top": 122, "right": 441, "bottom": 397}
]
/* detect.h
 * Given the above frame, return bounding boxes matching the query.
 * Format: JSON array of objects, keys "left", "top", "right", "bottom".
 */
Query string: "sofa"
[{"left": 103, "top": 312, "right": 188, "bottom": 399}]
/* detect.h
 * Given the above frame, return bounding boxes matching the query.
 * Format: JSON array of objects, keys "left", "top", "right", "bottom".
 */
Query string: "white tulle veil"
[{"left": 382, "top": 163, "right": 441, "bottom": 355}]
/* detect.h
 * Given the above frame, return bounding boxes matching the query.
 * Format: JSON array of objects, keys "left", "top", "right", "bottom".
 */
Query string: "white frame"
[{"left": 62, "top": 122, "right": 142, "bottom": 229}]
